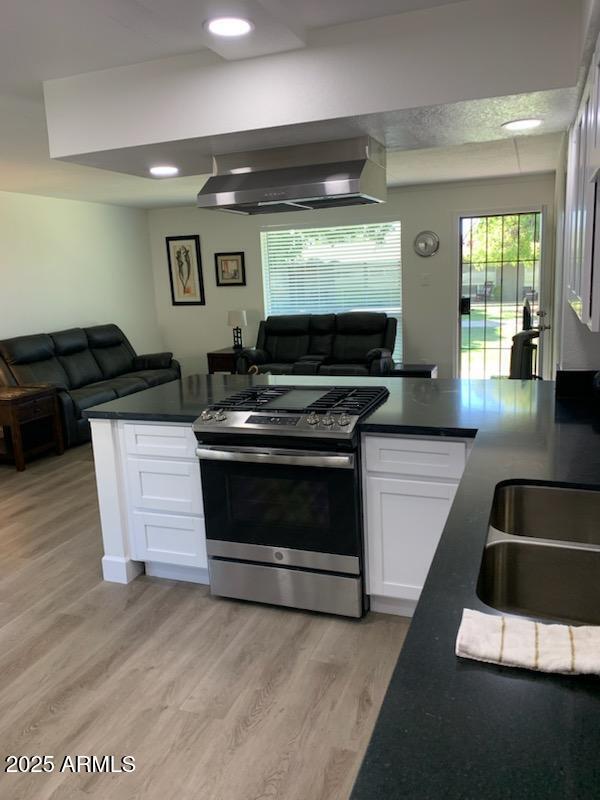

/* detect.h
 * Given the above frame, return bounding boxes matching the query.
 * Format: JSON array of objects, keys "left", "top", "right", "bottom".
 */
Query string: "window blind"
[{"left": 261, "top": 221, "right": 402, "bottom": 358}]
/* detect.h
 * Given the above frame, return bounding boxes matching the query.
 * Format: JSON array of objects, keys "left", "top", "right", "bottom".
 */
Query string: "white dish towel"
[{"left": 456, "top": 608, "right": 600, "bottom": 675}]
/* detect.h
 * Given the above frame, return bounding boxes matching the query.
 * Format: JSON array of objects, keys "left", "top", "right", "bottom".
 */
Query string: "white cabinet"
[
  {"left": 363, "top": 434, "right": 468, "bottom": 615},
  {"left": 565, "top": 32, "right": 600, "bottom": 330},
  {"left": 122, "top": 422, "right": 207, "bottom": 577},
  {"left": 131, "top": 511, "right": 208, "bottom": 568}
]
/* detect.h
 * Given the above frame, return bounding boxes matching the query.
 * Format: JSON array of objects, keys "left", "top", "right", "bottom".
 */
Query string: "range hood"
[{"left": 197, "top": 137, "right": 386, "bottom": 214}]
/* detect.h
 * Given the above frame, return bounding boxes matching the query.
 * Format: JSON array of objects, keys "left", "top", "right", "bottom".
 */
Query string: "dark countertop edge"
[
  {"left": 360, "top": 422, "right": 478, "bottom": 437},
  {"left": 83, "top": 408, "right": 479, "bottom": 440},
  {"left": 82, "top": 410, "right": 197, "bottom": 424}
]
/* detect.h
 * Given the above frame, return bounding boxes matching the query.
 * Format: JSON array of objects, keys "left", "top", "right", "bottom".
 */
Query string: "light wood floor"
[{"left": 0, "top": 446, "right": 408, "bottom": 800}]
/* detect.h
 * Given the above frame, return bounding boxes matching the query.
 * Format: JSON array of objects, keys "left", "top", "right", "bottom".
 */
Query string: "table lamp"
[{"left": 227, "top": 309, "right": 248, "bottom": 350}]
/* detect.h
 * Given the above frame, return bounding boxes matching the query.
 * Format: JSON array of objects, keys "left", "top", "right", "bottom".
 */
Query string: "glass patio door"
[{"left": 460, "top": 212, "right": 543, "bottom": 379}]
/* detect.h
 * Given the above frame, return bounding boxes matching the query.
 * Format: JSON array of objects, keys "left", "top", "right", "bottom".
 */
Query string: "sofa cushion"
[
  {"left": 263, "top": 315, "right": 310, "bottom": 364},
  {"left": 97, "top": 376, "right": 149, "bottom": 397},
  {"left": 85, "top": 324, "right": 128, "bottom": 348},
  {"left": 0, "top": 333, "right": 70, "bottom": 388},
  {"left": 0, "top": 333, "right": 55, "bottom": 365},
  {"left": 264, "top": 315, "right": 311, "bottom": 335},
  {"left": 51, "top": 328, "right": 104, "bottom": 389},
  {"left": 308, "top": 314, "right": 335, "bottom": 357},
  {"left": 292, "top": 361, "right": 321, "bottom": 375},
  {"left": 91, "top": 345, "right": 134, "bottom": 378},
  {"left": 125, "top": 368, "right": 179, "bottom": 387},
  {"left": 332, "top": 313, "right": 386, "bottom": 363},
  {"left": 318, "top": 363, "right": 370, "bottom": 376},
  {"left": 257, "top": 363, "right": 294, "bottom": 375},
  {"left": 85, "top": 324, "right": 135, "bottom": 378},
  {"left": 70, "top": 384, "right": 118, "bottom": 415},
  {"left": 336, "top": 312, "right": 388, "bottom": 334}
]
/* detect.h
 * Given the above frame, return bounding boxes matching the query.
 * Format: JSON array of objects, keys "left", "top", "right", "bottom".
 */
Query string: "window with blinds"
[{"left": 261, "top": 221, "right": 402, "bottom": 358}]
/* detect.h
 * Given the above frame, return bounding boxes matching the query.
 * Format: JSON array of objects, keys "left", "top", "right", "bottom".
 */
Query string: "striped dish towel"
[{"left": 456, "top": 608, "right": 600, "bottom": 675}]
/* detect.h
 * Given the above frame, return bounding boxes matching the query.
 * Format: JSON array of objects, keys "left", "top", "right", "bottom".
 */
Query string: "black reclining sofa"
[
  {"left": 0, "top": 324, "right": 180, "bottom": 447},
  {"left": 237, "top": 312, "right": 396, "bottom": 376}
]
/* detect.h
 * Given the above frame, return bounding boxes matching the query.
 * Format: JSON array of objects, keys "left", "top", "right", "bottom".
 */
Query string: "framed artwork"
[
  {"left": 215, "top": 251, "right": 246, "bottom": 287},
  {"left": 166, "top": 235, "right": 205, "bottom": 306}
]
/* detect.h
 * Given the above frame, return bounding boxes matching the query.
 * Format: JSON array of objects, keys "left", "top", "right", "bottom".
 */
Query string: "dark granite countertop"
[{"left": 85, "top": 374, "right": 600, "bottom": 798}]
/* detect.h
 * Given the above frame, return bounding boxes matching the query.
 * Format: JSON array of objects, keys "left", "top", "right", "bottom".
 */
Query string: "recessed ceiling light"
[
  {"left": 149, "top": 165, "right": 179, "bottom": 177},
  {"left": 205, "top": 17, "right": 253, "bottom": 37},
  {"left": 502, "top": 118, "right": 542, "bottom": 132}
]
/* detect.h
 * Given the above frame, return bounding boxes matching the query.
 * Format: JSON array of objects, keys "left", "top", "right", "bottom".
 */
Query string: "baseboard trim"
[
  {"left": 370, "top": 595, "right": 417, "bottom": 617},
  {"left": 102, "top": 556, "right": 144, "bottom": 584},
  {"left": 145, "top": 562, "right": 210, "bottom": 585}
]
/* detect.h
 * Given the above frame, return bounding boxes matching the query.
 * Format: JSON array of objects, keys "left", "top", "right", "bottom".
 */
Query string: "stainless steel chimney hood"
[{"left": 197, "top": 137, "right": 386, "bottom": 214}]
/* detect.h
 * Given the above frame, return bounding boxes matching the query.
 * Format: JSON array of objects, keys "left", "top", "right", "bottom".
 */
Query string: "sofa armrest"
[
  {"left": 133, "top": 352, "right": 174, "bottom": 370},
  {"left": 366, "top": 348, "right": 395, "bottom": 375},
  {"left": 236, "top": 348, "right": 268, "bottom": 373}
]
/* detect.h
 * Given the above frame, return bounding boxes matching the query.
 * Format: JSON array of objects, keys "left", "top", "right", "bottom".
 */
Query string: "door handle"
[
  {"left": 196, "top": 446, "right": 354, "bottom": 469},
  {"left": 460, "top": 297, "right": 471, "bottom": 315}
]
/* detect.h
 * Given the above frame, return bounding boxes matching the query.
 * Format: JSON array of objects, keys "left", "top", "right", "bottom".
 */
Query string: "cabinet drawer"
[
  {"left": 124, "top": 423, "right": 197, "bottom": 459},
  {"left": 127, "top": 457, "right": 204, "bottom": 515},
  {"left": 17, "top": 396, "right": 55, "bottom": 422},
  {"left": 364, "top": 435, "right": 466, "bottom": 480},
  {"left": 132, "top": 511, "right": 207, "bottom": 568}
]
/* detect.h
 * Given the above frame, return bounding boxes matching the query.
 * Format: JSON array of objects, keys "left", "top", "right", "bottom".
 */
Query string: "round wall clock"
[{"left": 413, "top": 230, "right": 440, "bottom": 257}]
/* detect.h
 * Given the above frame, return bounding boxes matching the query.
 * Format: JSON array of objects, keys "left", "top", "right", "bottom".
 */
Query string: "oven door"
[{"left": 197, "top": 444, "right": 361, "bottom": 575}]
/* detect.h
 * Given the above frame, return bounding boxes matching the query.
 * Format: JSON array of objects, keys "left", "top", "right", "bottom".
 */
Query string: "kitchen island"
[{"left": 84, "top": 373, "right": 600, "bottom": 800}]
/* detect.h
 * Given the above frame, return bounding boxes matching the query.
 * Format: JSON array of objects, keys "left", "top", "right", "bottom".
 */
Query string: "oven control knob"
[
  {"left": 306, "top": 412, "right": 320, "bottom": 426},
  {"left": 214, "top": 409, "right": 227, "bottom": 422},
  {"left": 321, "top": 414, "right": 335, "bottom": 427},
  {"left": 337, "top": 413, "right": 351, "bottom": 427},
  {"left": 200, "top": 409, "right": 214, "bottom": 421}
]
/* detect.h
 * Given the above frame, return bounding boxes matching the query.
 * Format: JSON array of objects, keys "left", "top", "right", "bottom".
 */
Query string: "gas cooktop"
[{"left": 193, "top": 385, "right": 389, "bottom": 439}]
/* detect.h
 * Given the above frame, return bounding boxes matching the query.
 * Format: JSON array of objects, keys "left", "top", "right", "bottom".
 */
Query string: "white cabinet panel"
[
  {"left": 365, "top": 435, "right": 465, "bottom": 480},
  {"left": 366, "top": 475, "right": 457, "bottom": 600},
  {"left": 127, "top": 457, "right": 204, "bottom": 515},
  {"left": 124, "top": 423, "right": 197, "bottom": 460},
  {"left": 132, "top": 511, "right": 207, "bottom": 568}
]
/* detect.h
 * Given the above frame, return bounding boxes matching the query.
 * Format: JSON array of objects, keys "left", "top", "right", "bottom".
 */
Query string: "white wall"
[
  {"left": 0, "top": 191, "right": 162, "bottom": 353},
  {"left": 148, "top": 174, "right": 555, "bottom": 377}
]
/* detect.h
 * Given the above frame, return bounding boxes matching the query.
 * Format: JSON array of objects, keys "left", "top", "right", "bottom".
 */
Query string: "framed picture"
[
  {"left": 215, "top": 251, "right": 246, "bottom": 287},
  {"left": 166, "top": 235, "right": 205, "bottom": 306}
]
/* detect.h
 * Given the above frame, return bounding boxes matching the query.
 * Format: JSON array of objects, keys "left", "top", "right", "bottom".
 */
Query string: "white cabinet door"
[
  {"left": 126, "top": 457, "right": 204, "bottom": 515},
  {"left": 366, "top": 475, "right": 457, "bottom": 600},
  {"left": 132, "top": 511, "right": 207, "bottom": 568}
]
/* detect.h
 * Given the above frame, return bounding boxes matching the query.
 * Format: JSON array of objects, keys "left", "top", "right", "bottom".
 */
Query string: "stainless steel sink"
[
  {"left": 490, "top": 483, "right": 600, "bottom": 546},
  {"left": 478, "top": 482, "right": 600, "bottom": 624}
]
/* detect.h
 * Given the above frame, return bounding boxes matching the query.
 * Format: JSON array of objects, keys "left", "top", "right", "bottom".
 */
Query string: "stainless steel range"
[{"left": 193, "top": 385, "right": 388, "bottom": 617}]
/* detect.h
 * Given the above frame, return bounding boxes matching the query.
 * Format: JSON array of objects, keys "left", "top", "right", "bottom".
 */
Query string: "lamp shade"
[{"left": 227, "top": 309, "right": 248, "bottom": 328}]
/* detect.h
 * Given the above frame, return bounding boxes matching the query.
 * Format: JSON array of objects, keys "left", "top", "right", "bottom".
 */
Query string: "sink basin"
[
  {"left": 478, "top": 482, "right": 600, "bottom": 624},
  {"left": 478, "top": 540, "right": 600, "bottom": 624},
  {"left": 490, "top": 482, "right": 600, "bottom": 546}
]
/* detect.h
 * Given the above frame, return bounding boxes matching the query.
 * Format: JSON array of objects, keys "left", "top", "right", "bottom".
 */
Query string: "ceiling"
[{"left": 0, "top": 0, "right": 586, "bottom": 208}]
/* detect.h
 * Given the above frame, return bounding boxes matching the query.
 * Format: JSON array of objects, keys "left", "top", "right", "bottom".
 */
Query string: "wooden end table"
[
  {"left": 207, "top": 347, "right": 240, "bottom": 374},
  {"left": 0, "top": 386, "right": 64, "bottom": 471}
]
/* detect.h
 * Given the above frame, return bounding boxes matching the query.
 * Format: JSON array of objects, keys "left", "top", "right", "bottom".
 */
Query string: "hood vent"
[{"left": 197, "top": 137, "right": 386, "bottom": 214}]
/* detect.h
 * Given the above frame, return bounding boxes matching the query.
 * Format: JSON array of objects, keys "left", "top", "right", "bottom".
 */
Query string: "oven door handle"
[{"left": 196, "top": 446, "right": 354, "bottom": 470}]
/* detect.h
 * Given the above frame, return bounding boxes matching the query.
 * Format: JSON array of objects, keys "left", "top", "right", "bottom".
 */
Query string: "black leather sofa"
[
  {"left": 237, "top": 312, "right": 397, "bottom": 376},
  {"left": 0, "top": 324, "right": 180, "bottom": 447}
]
